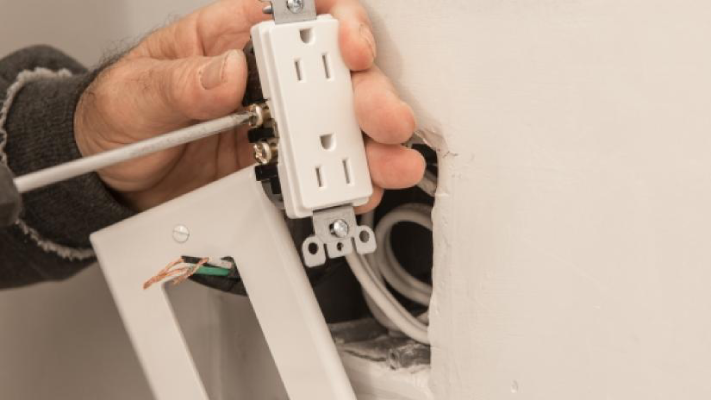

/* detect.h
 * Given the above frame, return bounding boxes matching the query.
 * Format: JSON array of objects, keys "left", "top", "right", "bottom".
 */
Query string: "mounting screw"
[
  {"left": 330, "top": 219, "right": 350, "bottom": 239},
  {"left": 263, "top": 5, "right": 273, "bottom": 14},
  {"left": 172, "top": 225, "right": 190, "bottom": 244},
  {"left": 287, "top": 0, "right": 304, "bottom": 14}
]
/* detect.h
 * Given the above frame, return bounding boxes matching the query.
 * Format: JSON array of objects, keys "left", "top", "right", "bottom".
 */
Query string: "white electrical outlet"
[
  {"left": 251, "top": 14, "right": 377, "bottom": 267},
  {"left": 251, "top": 15, "right": 372, "bottom": 219}
]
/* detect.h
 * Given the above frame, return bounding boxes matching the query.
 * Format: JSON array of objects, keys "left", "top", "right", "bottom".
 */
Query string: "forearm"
[{"left": 0, "top": 46, "right": 134, "bottom": 289}]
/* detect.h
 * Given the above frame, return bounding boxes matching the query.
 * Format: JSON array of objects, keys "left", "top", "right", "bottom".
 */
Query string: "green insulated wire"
[{"left": 196, "top": 266, "right": 232, "bottom": 277}]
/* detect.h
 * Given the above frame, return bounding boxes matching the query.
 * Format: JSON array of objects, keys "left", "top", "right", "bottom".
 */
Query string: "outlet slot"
[
  {"left": 295, "top": 59, "right": 304, "bottom": 82},
  {"left": 342, "top": 159, "right": 352, "bottom": 185},
  {"left": 322, "top": 54, "right": 332, "bottom": 80},
  {"left": 320, "top": 133, "right": 335, "bottom": 151},
  {"left": 316, "top": 166, "right": 325, "bottom": 188},
  {"left": 300, "top": 28, "right": 314, "bottom": 44}
]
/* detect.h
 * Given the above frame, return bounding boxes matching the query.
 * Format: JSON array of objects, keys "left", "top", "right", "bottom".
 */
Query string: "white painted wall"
[
  {"left": 361, "top": 0, "right": 711, "bottom": 399},
  {"left": 0, "top": 0, "right": 211, "bottom": 66}
]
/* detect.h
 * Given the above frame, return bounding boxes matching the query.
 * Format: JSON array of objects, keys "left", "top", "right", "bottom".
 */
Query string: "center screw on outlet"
[
  {"left": 287, "top": 0, "right": 304, "bottom": 13},
  {"left": 330, "top": 219, "right": 350, "bottom": 239}
]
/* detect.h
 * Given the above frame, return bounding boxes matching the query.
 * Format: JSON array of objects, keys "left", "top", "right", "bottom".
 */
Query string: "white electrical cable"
[
  {"left": 374, "top": 204, "right": 433, "bottom": 306},
  {"left": 417, "top": 170, "right": 438, "bottom": 198},
  {"left": 345, "top": 252, "right": 430, "bottom": 344},
  {"left": 14, "top": 111, "right": 258, "bottom": 194},
  {"left": 345, "top": 173, "right": 437, "bottom": 344},
  {"left": 362, "top": 290, "right": 401, "bottom": 332}
]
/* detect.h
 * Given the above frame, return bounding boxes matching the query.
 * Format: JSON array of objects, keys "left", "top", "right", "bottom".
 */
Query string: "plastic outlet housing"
[{"left": 251, "top": 15, "right": 373, "bottom": 219}]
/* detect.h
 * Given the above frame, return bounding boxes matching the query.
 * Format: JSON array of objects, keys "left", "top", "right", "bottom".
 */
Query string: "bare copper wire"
[
  {"left": 143, "top": 258, "right": 184, "bottom": 289},
  {"left": 143, "top": 257, "right": 213, "bottom": 290},
  {"left": 171, "top": 258, "right": 210, "bottom": 286}
]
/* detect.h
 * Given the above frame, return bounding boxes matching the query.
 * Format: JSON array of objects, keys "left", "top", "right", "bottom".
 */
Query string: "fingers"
[
  {"left": 322, "top": 0, "right": 376, "bottom": 71},
  {"left": 102, "top": 50, "right": 248, "bottom": 137},
  {"left": 353, "top": 66, "right": 416, "bottom": 145},
  {"left": 355, "top": 185, "right": 384, "bottom": 214},
  {"left": 366, "top": 139, "right": 426, "bottom": 190}
]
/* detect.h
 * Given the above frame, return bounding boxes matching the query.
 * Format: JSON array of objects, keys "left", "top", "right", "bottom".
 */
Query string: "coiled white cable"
[{"left": 344, "top": 173, "right": 436, "bottom": 344}]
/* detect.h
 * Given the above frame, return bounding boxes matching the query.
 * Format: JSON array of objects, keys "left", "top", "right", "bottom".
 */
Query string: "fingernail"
[
  {"left": 359, "top": 24, "right": 377, "bottom": 60},
  {"left": 201, "top": 50, "right": 237, "bottom": 90}
]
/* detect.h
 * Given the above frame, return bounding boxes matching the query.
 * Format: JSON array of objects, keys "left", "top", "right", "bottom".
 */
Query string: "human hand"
[{"left": 75, "top": 0, "right": 425, "bottom": 212}]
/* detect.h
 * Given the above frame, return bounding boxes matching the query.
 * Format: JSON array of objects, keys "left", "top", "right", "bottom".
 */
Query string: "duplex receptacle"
[{"left": 251, "top": 15, "right": 373, "bottom": 219}]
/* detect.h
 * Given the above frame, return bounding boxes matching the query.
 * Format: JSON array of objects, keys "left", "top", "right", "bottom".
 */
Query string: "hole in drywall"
[
  {"left": 322, "top": 54, "right": 332, "bottom": 80},
  {"left": 300, "top": 28, "right": 314, "bottom": 44},
  {"left": 316, "top": 166, "right": 325, "bottom": 188},
  {"left": 295, "top": 59, "right": 304, "bottom": 81},
  {"left": 342, "top": 159, "right": 352, "bottom": 185},
  {"left": 320, "top": 133, "right": 335, "bottom": 150}
]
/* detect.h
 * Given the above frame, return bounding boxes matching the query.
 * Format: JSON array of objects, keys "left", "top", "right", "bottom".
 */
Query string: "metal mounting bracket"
[
  {"left": 302, "top": 206, "right": 376, "bottom": 267},
  {"left": 260, "top": 0, "right": 317, "bottom": 24}
]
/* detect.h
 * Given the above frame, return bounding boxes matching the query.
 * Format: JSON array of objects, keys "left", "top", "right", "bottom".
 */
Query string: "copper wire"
[
  {"left": 143, "top": 257, "right": 211, "bottom": 290},
  {"left": 143, "top": 258, "right": 183, "bottom": 289},
  {"left": 171, "top": 258, "right": 209, "bottom": 286}
]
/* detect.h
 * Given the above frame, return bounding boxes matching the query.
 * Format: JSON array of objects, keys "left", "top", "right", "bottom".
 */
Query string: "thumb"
[{"left": 109, "top": 50, "right": 249, "bottom": 135}]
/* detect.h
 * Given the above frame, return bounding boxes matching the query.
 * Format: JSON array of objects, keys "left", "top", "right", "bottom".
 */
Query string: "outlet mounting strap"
[{"left": 263, "top": 0, "right": 317, "bottom": 25}]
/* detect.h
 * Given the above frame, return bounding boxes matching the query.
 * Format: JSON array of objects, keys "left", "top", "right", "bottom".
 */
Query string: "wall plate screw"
[
  {"left": 172, "top": 225, "right": 190, "bottom": 243},
  {"left": 330, "top": 219, "right": 350, "bottom": 239},
  {"left": 286, "top": 0, "right": 304, "bottom": 14}
]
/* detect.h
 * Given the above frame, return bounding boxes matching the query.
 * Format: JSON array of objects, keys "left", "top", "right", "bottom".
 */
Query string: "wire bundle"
[
  {"left": 345, "top": 173, "right": 436, "bottom": 344},
  {"left": 143, "top": 256, "right": 237, "bottom": 289}
]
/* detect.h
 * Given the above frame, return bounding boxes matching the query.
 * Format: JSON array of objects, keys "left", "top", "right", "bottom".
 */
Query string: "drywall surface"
[
  {"left": 0, "top": 0, "right": 210, "bottom": 66},
  {"left": 362, "top": 0, "right": 711, "bottom": 399}
]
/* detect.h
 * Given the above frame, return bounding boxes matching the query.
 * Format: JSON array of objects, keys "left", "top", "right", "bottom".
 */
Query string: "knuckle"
[{"left": 166, "top": 62, "right": 197, "bottom": 117}]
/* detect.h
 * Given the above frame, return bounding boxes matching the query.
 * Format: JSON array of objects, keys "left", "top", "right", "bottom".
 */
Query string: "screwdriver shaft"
[{"left": 15, "top": 111, "right": 257, "bottom": 194}]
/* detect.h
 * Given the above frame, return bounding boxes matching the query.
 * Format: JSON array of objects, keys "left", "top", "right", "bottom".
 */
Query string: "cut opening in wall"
[{"left": 320, "top": 142, "right": 438, "bottom": 377}]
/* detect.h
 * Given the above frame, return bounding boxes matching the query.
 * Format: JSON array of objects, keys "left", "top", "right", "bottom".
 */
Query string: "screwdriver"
[{"left": 0, "top": 104, "right": 268, "bottom": 228}]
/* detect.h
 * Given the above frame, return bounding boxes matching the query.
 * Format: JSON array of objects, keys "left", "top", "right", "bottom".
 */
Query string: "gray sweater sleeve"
[{"left": 0, "top": 45, "right": 134, "bottom": 288}]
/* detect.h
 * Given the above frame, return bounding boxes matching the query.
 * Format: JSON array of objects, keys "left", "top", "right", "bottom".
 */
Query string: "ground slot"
[
  {"left": 300, "top": 28, "right": 314, "bottom": 44},
  {"left": 320, "top": 133, "right": 335, "bottom": 150}
]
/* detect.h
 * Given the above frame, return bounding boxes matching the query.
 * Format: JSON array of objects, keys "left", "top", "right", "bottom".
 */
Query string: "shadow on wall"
[
  {"left": 1, "top": 0, "right": 215, "bottom": 65},
  {"left": 0, "top": 0, "right": 134, "bottom": 65}
]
